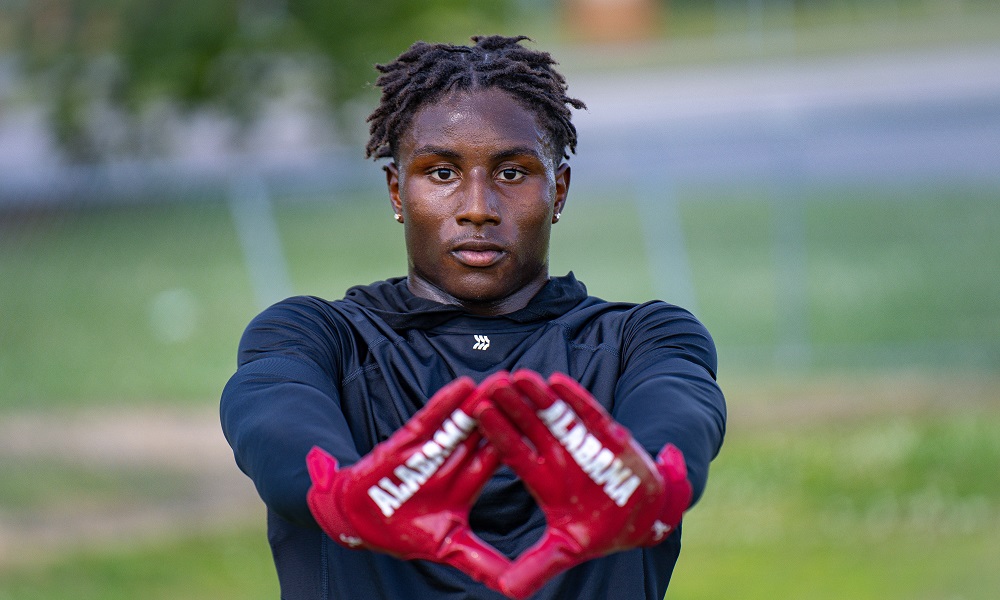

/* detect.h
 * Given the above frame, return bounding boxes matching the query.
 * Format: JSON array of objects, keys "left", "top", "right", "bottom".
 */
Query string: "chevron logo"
[
  {"left": 472, "top": 335, "right": 490, "bottom": 351},
  {"left": 651, "top": 519, "right": 673, "bottom": 542}
]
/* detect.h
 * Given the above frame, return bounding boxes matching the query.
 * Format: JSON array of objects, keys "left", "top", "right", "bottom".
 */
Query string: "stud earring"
[
  {"left": 553, "top": 212, "right": 561, "bottom": 223},
  {"left": 394, "top": 213, "right": 403, "bottom": 223}
]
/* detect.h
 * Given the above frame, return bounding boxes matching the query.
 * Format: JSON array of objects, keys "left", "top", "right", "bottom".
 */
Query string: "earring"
[
  {"left": 553, "top": 212, "right": 561, "bottom": 223},
  {"left": 394, "top": 213, "right": 403, "bottom": 223}
]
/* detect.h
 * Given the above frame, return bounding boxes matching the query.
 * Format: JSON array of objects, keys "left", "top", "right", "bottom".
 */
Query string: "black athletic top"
[{"left": 221, "top": 274, "right": 726, "bottom": 600}]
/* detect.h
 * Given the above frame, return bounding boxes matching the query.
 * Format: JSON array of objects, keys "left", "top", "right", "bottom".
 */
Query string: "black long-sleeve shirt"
[{"left": 221, "top": 274, "right": 726, "bottom": 600}]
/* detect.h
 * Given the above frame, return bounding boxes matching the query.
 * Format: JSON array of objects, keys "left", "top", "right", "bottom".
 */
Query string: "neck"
[{"left": 406, "top": 275, "right": 549, "bottom": 316}]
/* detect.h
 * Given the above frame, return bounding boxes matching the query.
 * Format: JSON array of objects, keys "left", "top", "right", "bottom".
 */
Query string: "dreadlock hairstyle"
[{"left": 365, "top": 35, "right": 586, "bottom": 162}]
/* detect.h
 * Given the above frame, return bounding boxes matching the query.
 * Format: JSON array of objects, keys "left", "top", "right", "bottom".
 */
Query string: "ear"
[
  {"left": 385, "top": 162, "right": 403, "bottom": 218},
  {"left": 553, "top": 163, "right": 571, "bottom": 223}
]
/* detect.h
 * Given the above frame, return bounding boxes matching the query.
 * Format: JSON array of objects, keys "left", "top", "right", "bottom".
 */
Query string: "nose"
[{"left": 456, "top": 168, "right": 501, "bottom": 226}]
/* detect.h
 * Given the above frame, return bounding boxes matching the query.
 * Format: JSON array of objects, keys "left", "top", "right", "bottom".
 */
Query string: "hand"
[
  {"left": 306, "top": 375, "right": 510, "bottom": 589},
  {"left": 476, "top": 370, "right": 693, "bottom": 600}
]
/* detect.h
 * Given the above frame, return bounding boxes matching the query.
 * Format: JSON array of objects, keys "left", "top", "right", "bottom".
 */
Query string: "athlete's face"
[{"left": 386, "top": 88, "right": 570, "bottom": 315}]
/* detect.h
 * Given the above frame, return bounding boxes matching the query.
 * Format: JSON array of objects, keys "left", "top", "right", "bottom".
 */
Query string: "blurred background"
[{"left": 1, "top": 1, "right": 998, "bottom": 598}]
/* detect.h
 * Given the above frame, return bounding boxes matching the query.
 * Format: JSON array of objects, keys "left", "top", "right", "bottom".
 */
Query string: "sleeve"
[
  {"left": 220, "top": 297, "right": 362, "bottom": 528},
  {"left": 611, "top": 302, "right": 727, "bottom": 506}
]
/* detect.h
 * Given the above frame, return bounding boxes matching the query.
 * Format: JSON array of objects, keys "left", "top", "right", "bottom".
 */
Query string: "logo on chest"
[{"left": 472, "top": 335, "right": 491, "bottom": 351}]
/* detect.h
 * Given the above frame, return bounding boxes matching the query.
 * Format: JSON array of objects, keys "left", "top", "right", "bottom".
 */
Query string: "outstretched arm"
[
  {"left": 613, "top": 303, "right": 727, "bottom": 506},
  {"left": 221, "top": 297, "right": 369, "bottom": 526}
]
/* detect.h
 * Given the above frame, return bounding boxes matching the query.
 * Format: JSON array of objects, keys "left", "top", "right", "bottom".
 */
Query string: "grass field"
[
  {"left": 1, "top": 181, "right": 998, "bottom": 598},
  {"left": 669, "top": 380, "right": 1000, "bottom": 600},
  {"left": 0, "top": 526, "right": 280, "bottom": 600},
  {"left": 1, "top": 377, "right": 997, "bottom": 599},
  {"left": 2, "top": 1, "right": 999, "bottom": 596},
  {"left": 2, "top": 183, "right": 998, "bottom": 408}
]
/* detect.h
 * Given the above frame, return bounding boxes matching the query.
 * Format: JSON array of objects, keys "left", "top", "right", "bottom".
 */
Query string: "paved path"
[{"left": 566, "top": 43, "right": 1000, "bottom": 186}]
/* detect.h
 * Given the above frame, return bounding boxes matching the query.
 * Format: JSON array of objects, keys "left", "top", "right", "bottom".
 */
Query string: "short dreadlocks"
[{"left": 365, "top": 35, "right": 586, "bottom": 163}]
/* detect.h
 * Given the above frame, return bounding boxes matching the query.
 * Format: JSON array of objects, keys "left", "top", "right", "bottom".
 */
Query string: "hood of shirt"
[{"left": 341, "top": 273, "right": 590, "bottom": 330}]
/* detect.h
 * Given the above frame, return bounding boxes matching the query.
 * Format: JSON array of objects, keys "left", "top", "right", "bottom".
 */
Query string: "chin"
[
  {"left": 450, "top": 286, "right": 509, "bottom": 305},
  {"left": 461, "top": 272, "right": 536, "bottom": 299}
]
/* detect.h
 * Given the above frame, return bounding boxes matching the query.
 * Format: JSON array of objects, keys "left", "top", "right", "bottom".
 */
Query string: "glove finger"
[
  {"left": 436, "top": 434, "right": 499, "bottom": 505},
  {"left": 656, "top": 443, "right": 689, "bottom": 484},
  {"left": 499, "top": 372, "right": 568, "bottom": 455},
  {"left": 510, "top": 369, "right": 558, "bottom": 410},
  {"left": 475, "top": 370, "right": 513, "bottom": 401},
  {"left": 500, "top": 531, "right": 580, "bottom": 600},
  {"left": 474, "top": 399, "right": 536, "bottom": 465},
  {"left": 404, "top": 376, "right": 477, "bottom": 439},
  {"left": 449, "top": 439, "right": 502, "bottom": 502},
  {"left": 473, "top": 437, "right": 501, "bottom": 473},
  {"left": 656, "top": 444, "right": 693, "bottom": 528},
  {"left": 305, "top": 446, "right": 339, "bottom": 492},
  {"left": 305, "top": 447, "right": 362, "bottom": 547},
  {"left": 475, "top": 401, "right": 551, "bottom": 492},
  {"left": 547, "top": 372, "right": 614, "bottom": 433},
  {"left": 437, "top": 526, "right": 512, "bottom": 591},
  {"left": 446, "top": 374, "right": 508, "bottom": 475}
]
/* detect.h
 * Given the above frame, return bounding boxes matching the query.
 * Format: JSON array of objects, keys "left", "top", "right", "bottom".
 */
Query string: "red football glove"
[
  {"left": 306, "top": 375, "right": 509, "bottom": 589},
  {"left": 476, "top": 370, "right": 693, "bottom": 600}
]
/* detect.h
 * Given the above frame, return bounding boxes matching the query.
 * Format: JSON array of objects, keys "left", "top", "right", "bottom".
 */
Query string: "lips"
[{"left": 451, "top": 240, "right": 507, "bottom": 268}]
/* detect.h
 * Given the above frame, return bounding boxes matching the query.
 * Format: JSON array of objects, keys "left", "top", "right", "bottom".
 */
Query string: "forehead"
[{"left": 398, "top": 88, "right": 553, "bottom": 161}]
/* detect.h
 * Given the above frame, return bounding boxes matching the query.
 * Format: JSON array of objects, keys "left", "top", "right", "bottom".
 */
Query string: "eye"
[
  {"left": 430, "top": 168, "right": 456, "bottom": 182},
  {"left": 499, "top": 168, "right": 525, "bottom": 182}
]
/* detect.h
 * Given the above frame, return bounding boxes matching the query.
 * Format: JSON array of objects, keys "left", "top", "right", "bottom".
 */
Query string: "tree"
[{"left": 8, "top": 0, "right": 527, "bottom": 162}]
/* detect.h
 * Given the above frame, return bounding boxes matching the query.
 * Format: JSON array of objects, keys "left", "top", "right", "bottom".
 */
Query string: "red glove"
[
  {"left": 476, "top": 370, "right": 693, "bottom": 600},
  {"left": 306, "top": 375, "right": 510, "bottom": 589}
]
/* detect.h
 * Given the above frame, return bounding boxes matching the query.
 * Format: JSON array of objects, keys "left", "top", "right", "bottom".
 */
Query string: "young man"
[{"left": 221, "top": 35, "right": 726, "bottom": 599}]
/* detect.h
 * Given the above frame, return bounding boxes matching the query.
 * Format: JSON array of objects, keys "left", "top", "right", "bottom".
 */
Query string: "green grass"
[
  {"left": 277, "top": 195, "right": 406, "bottom": 298},
  {"left": 0, "top": 203, "right": 257, "bottom": 408},
  {"left": 2, "top": 184, "right": 998, "bottom": 409},
  {"left": 0, "top": 197, "right": 402, "bottom": 410},
  {"left": 669, "top": 408, "right": 1000, "bottom": 599},
  {"left": 678, "top": 185, "right": 1000, "bottom": 370},
  {"left": 550, "top": 195, "right": 659, "bottom": 302},
  {"left": 3, "top": 398, "right": 997, "bottom": 599},
  {"left": 802, "top": 189, "right": 1000, "bottom": 344},
  {"left": 0, "top": 526, "right": 279, "bottom": 600},
  {"left": 2, "top": 8, "right": 999, "bottom": 598}
]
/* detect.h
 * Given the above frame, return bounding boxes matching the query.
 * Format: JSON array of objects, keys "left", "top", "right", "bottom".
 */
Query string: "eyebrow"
[
  {"left": 411, "top": 145, "right": 461, "bottom": 160},
  {"left": 410, "top": 145, "right": 545, "bottom": 163},
  {"left": 494, "top": 146, "right": 545, "bottom": 162}
]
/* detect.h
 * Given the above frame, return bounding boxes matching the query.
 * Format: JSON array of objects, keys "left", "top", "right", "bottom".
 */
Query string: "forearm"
[
  {"left": 221, "top": 355, "right": 360, "bottom": 527},
  {"left": 614, "top": 358, "right": 726, "bottom": 505}
]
